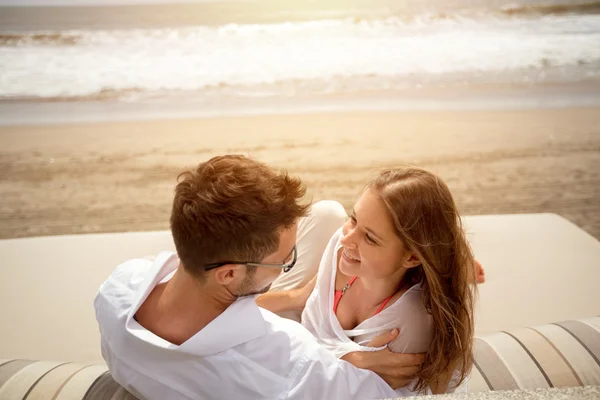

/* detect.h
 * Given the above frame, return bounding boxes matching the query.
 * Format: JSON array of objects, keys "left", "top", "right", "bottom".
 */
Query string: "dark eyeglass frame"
[{"left": 203, "top": 245, "right": 298, "bottom": 273}]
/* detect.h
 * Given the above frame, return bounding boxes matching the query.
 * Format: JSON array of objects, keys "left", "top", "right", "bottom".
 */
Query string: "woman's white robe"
[{"left": 301, "top": 228, "right": 467, "bottom": 396}]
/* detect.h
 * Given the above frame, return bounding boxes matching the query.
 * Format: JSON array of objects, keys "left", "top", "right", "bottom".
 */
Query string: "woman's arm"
[{"left": 255, "top": 274, "right": 317, "bottom": 313}]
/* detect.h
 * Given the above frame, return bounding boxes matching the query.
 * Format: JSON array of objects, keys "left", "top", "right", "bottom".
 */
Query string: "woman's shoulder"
[
  {"left": 388, "top": 284, "right": 434, "bottom": 353},
  {"left": 393, "top": 284, "right": 433, "bottom": 326},
  {"left": 395, "top": 282, "right": 425, "bottom": 305}
]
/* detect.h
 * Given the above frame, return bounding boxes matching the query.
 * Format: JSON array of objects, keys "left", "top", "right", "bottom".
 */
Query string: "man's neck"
[{"left": 136, "top": 267, "right": 236, "bottom": 345}]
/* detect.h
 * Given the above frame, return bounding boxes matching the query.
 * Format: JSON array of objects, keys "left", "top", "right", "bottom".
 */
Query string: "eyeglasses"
[{"left": 203, "top": 245, "right": 298, "bottom": 273}]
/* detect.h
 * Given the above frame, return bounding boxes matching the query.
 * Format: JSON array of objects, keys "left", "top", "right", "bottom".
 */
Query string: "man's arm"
[
  {"left": 287, "top": 341, "right": 398, "bottom": 400},
  {"left": 341, "top": 350, "right": 424, "bottom": 390},
  {"left": 341, "top": 329, "right": 425, "bottom": 389}
]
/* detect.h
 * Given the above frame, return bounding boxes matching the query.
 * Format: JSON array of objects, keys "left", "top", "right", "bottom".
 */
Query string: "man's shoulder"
[
  {"left": 241, "top": 308, "right": 394, "bottom": 399},
  {"left": 247, "top": 307, "right": 326, "bottom": 361},
  {"left": 258, "top": 307, "right": 316, "bottom": 343},
  {"left": 231, "top": 307, "right": 337, "bottom": 382},
  {"left": 250, "top": 307, "right": 349, "bottom": 370},
  {"left": 102, "top": 256, "right": 156, "bottom": 292},
  {"left": 94, "top": 253, "right": 172, "bottom": 317}
]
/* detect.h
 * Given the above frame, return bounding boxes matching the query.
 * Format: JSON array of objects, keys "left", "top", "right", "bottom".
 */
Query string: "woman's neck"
[{"left": 354, "top": 268, "right": 408, "bottom": 308}]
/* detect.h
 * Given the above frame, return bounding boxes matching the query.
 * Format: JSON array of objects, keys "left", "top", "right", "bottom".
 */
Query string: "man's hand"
[
  {"left": 341, "top": 329, "right": 425, "bottom": 389},
  {"left": 365, "top": 328, "right": 400, "bottom": 347}
]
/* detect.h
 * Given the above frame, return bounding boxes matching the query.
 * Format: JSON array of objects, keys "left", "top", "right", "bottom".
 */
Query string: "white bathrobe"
[{"left": 301, "top": 228, "right": 468, "bottom": 396}]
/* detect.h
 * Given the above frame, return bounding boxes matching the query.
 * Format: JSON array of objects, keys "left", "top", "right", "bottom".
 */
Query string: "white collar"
[{"left": 125, "top": 251, "right": 267, "bottom": 357}]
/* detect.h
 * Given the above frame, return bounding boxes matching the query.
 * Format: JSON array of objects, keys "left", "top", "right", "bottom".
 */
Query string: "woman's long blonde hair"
[{"left": 368, "top": 167, "right": 475, "bottom": 393}]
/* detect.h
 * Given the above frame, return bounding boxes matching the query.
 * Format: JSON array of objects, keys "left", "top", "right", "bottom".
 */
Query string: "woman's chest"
[
  {"left": 334, "top": 287, "right": 378, "bottom": 331},
  {"left": 332, "top": 261, "right": 379, "bottom": 330}
]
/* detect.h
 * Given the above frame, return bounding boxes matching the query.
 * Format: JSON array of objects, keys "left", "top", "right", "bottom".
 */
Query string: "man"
[{"left": 95, "top": 155, "right": 423, "bottom": 399}]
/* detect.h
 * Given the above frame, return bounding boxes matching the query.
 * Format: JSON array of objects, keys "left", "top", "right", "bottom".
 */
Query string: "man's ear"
[
  {"left": 212, "top": 264, "right": 242, "bottom": 285},
  {"left": 403, "top": 252, "right": 421, "bottom": 269}
]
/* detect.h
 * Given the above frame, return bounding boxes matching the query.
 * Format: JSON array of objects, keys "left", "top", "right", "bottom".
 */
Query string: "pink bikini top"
[{"left": 333, "top": 276, "right": 394, "bottom": 316}]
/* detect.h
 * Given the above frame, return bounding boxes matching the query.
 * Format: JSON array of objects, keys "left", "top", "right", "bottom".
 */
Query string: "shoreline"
[
  {"left": 1, "top": 106, "right": 599, "bottom": 241},
  {"left": 2, "top": 81, "right": 600, "bottom": 126}
]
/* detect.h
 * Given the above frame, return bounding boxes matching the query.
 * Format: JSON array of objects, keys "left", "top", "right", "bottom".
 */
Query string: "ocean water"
[{"left": 1, "top": 0, "right": 599, "bottom": 120}]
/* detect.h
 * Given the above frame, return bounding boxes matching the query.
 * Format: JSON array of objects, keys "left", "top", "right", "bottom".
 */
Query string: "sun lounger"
[{"left": 1, "top": 213, "right": 598, "bottom": 398}]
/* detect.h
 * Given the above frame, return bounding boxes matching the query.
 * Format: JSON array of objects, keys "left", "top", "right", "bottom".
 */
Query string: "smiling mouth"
[{"left": 343, "top": 250, "right": 360, "bottom": 262}]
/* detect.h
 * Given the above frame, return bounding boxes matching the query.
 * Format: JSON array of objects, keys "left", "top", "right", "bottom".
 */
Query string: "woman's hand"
[
  {"left": 469, "top": 258, "right": 485, "bottom": 284},
  {"left": 341, "top": 329, "right": 425, "bottom": 389}
]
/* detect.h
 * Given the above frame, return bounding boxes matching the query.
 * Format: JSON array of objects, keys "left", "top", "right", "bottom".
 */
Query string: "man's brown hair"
[{"left": 170, "top": 155, "right": 309, "bottom": 278}]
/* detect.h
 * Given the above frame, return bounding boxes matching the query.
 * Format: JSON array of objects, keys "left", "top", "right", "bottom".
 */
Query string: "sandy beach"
[{"left": 1, "top": 107, "right": 599, "bottom": 241}]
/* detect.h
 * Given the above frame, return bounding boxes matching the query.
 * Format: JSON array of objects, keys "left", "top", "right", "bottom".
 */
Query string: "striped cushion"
[
  {"left": 0, "top": 360, "right": 136, "bottom": 400},
  {"left": 2, "top": 316, "right": 598, "bottom": 398},
  {"left": 469, "top": 316, "right": 600, "bottom": 392}
]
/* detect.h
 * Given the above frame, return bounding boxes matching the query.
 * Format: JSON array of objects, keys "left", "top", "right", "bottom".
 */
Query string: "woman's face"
[{"left": 339, "top": 188, "right": 415, "bottom": 279}]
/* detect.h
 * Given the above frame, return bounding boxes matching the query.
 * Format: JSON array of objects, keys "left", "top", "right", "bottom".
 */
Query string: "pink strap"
[
  {"left": 374, "top": 295, "right": 394, "bottom": 315},
  {"left": 334, "top": 276, "right": 394, "bottom": 316},
  {"left": 333, "top": 276, "right": 358, "bottom": 313}
]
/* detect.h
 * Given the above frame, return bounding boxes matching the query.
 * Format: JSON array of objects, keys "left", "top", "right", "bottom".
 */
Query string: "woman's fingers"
[
  {"left": 365, "top": 328, "right": 399, "bottom": 347},
  {"left": 469, "top": 258, "right": 485, "bottom": 284},
  {"left": 474, "top": 259, "right": 486, "bottom": 283}
]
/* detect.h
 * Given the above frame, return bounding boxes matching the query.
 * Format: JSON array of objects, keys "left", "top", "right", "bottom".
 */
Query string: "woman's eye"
[
  {"left": 350, "top": 217, "right": 357, "bottom": 225},
  {"left": 365, "top": 234, "right": 376, "bottom": 244}
]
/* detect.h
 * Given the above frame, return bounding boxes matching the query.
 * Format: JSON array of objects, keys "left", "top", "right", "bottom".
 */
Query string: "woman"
[{"left": 258, "top": 167, "right": 477, "bottom": 395}]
